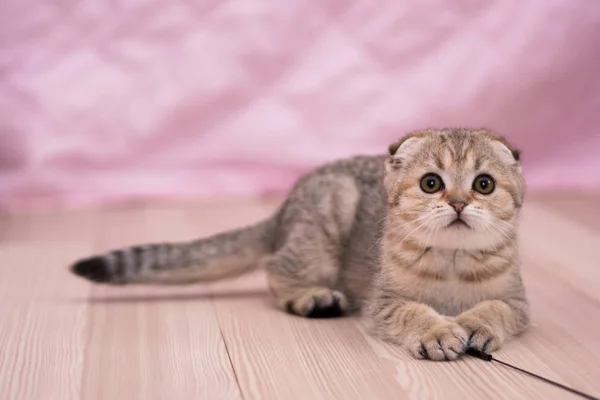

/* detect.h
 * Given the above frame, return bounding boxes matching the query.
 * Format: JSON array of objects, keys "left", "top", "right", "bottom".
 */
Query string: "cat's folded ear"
[
  {"left": 386, "top": 133, "right": 426, "bottom": 171},
  {"left": 491, "top": 136, "right": 521, "bottom": 165}
]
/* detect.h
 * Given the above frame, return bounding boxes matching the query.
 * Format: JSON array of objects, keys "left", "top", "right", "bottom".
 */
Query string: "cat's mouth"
[{"left": 446, "top": 218, "right": 470, "bottom": 229}]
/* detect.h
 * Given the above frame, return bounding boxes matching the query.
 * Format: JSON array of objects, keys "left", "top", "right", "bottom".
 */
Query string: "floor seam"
[{"left": 212, "top": 290, "right": 246, "bottom": 400}]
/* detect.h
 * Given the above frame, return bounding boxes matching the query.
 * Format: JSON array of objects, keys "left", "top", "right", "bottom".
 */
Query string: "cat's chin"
[
  {"left": 414, "top": 228, "right": 504, "bottom": 251},
  {"left": 445, "top": 219, "right": 471, "bottom": 229}
]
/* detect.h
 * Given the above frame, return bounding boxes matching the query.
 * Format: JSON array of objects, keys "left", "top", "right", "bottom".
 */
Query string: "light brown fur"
[{"left": 70, "top": 128, "right": 529, "bottom": 361}]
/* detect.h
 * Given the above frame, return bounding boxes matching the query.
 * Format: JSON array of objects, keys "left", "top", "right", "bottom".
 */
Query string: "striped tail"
[{"left": 70, "top": 219, "right": 273, "bottom": 285}]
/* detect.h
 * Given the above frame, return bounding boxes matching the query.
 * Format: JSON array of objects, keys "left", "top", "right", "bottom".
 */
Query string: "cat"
[{"left": 70, "top": 128, "right": 530, "bottom": 361}]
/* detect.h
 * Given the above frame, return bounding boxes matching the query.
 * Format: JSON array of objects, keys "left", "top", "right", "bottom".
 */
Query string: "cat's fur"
[{"left": 70, "top": 128, "right": 529, "bottom": 361}]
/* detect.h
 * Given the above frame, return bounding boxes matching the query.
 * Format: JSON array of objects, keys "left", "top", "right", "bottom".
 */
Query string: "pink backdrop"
[{"left": 1, "top": 1, "right": 600, "bottom": 212}]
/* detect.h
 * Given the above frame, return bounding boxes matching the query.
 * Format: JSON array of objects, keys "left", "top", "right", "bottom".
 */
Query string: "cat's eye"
[
  {"left": 420, "top": 173, "right": 444, "bottom": 194},
  {"left": 473, "top": 174, "right": 495, "bottom": 195}
]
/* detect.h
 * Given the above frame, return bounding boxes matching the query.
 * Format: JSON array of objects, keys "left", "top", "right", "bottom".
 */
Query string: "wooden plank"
[
  {"left": 80, "top": 205, "right": 243, "bottom": 400},
  {"left": 0, "top": 242, "right": 92, "bottom": 400},
  {"left": 363, "top": 333, "right": 579, "bottom": 400},
  {"left": 2, "top": 195, "right": 600, "bottom": 400},
  {"left": 213, "top": 294, "right": 404, "bottom": 400},
  {"left": 0, "top": 208, "right": 98, "bottom": 244},
  {"left": 528, "top": 193, "right": 600, "bottom": 232},
  {"left": 519, "top": 202, "right": 600, "bottom": 302},
  {"left": 183, "top": 201, "right": 405, "bottom": 399}
]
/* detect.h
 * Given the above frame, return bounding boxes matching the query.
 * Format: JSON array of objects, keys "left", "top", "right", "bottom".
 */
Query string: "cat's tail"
[{"left": 69, "top": 219, "right": 274, "bottom": 285}]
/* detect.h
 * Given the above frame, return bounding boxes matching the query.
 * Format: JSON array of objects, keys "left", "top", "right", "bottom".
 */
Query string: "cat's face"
[{"left": 384, "top": 129, "right": 525, "bottom": 251}]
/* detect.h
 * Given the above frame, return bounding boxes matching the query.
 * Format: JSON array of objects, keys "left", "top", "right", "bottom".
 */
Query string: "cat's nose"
[{"left": 449, "top": 201, "right": 467, "bottom": 213}]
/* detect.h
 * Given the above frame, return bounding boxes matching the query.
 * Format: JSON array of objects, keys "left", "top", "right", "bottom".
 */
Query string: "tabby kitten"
[{"left": 70, "top": 128, "right": 530, "bottom": 361}]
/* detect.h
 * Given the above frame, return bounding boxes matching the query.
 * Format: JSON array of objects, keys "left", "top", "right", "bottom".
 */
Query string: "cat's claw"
[
  {"left": 458, "top": 316, "right": 503, "bottom": 353},
  {"left": 408, "top": 321, "right": 468, "bottom": 361}
]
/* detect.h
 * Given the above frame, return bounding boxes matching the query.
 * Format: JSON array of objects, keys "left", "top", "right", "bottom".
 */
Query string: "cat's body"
[{"left": 71, "top": 128, "right": 530, "bottom": 361}]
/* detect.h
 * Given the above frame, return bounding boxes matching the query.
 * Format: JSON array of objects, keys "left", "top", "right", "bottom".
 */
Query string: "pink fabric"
[{"left": 1, "top": 1, "right": 600, "bottom": 212}]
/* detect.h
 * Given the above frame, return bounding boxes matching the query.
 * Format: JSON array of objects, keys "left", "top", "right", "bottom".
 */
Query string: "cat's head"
[{"left": 384, "top": 128, "right": 525, "bottom": 250}]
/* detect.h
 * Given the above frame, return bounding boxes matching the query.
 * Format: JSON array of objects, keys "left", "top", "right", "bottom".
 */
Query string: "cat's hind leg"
[
  {"left": 264, "top": 174, "right": 361, "bottom": 318},
  {"left": 266, "top": 252, "right": 350, "bottom": 318}
]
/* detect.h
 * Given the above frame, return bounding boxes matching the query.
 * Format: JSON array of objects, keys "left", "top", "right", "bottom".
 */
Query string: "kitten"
[{"left": 70, "top": 128, "right": 529, "bottom": 361}]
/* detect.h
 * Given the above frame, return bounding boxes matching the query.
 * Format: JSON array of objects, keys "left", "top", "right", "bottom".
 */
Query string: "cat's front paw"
[
  {"left": 456, "top": 315, "right": 503, "bottom": 353},
  {"left": 406, "top": 320, "right": 468, "bottom": 361}
]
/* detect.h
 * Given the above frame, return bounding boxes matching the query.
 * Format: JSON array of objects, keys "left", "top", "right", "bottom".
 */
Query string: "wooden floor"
[{"left": 1, "top": 193, "right": 599, "bottom": 400}]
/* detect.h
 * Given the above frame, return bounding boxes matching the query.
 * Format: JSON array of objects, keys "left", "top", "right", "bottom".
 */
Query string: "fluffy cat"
[{"left": 70, "top": 128, "right": 530, "bottom": 361}]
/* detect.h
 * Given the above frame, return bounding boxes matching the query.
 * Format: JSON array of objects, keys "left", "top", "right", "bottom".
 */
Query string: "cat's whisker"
[
  {"left": 486, "top": 221, "right": 517, "bottom": 248},
  {"left": 394, "top": 214, "right": 439, "bottom": 245},
  {"left": 367, "top": 210, "right": 443, "bottom": 254},
  {"left": 480, "top": 223, "right": 502, "bottom": 252},
  {"left": 384, "top": 214, "right": 434, "bottom": 241},
  {"left": 367, "top": 213, "right": 435, "bottom": 253},
  {"left": 490, "top": 219, "right": 517, "bottom": 237}
]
